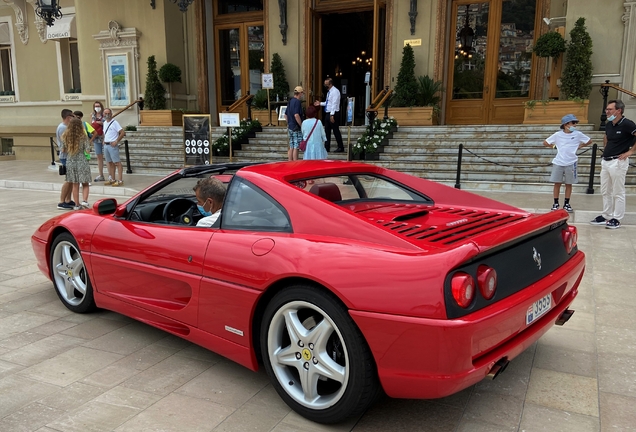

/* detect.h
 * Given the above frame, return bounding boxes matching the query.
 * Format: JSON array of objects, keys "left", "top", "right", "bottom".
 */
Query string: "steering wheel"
[{"left": 162, "top": 198, "right": 198, "bottom": 226}]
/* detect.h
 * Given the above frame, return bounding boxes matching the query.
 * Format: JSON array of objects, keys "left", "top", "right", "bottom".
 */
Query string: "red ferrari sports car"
[{"left": 32, "top": 161, "right": 585, "bottom": 423}]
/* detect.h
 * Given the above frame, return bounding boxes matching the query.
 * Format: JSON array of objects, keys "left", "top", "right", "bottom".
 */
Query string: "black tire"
[
  {"left": 49, "top": 232, "right": 96, "bottom": 313},
  {"left": 260, "top": 286, "right": 380, "bottom": 423}
]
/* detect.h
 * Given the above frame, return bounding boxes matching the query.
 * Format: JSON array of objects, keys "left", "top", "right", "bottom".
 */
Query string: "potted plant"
[
  {"left": 524, "top": 18, "right": 592, "bottom": 124},
  {"left": 158, "top": 63, "right": 182, "bottom": 109},
  {"left": 389, "top": 45, "right": 441, "bottom": 125},
  {"left": 251, "top": 89, "right": 270, "bottom": 123},
  {"left": 140, "top": 56, "right": 184, "bottom": 126},
  {"left": 352, "top": 117, "right": 397, "bottom": 160}
]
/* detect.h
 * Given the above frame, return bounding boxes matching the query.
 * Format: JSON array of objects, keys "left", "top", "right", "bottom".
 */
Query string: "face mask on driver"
[{"left": 198, "top": 204, "right": 212, "bottom": 217}]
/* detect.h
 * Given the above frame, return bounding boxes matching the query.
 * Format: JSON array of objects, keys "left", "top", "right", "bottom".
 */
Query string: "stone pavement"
[{"left": 0, "top": 160, "right": 635, "bottom": 431}]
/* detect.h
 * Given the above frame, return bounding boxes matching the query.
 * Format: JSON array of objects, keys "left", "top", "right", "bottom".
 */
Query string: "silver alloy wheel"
[
  {"left": 51, "top": 240, "right": 88, "bottom": 307},
  {"left": 267, "top": 300, "right": 349, "bottom": 410}
]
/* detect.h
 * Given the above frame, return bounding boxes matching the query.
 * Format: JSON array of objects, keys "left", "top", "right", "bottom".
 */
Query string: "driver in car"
[{"left": 194, "top": 177, "right": 226, "bottom": 227}]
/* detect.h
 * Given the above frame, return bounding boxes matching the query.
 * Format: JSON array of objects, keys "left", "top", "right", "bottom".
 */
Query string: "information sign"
[
  {"left": 262, "top": 73, "right": 274, "bottom": 89},
  {"left": 183, "top": 114, "right": 211, "bottom": 166}
]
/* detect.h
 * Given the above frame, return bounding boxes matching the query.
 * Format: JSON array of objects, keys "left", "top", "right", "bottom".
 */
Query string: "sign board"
[
  {"left": 346, "top": 97, "right": 355, "bottom": 124},
  {"left": 262, "top": 73, "right": 274, "bottom": 89},
  {"left": 278, "top": 106, "right": 288, "bottom": 121},
  {"left": 183, "top": 114, "right": 211, "bottom": 166},
  {"left": 404, "top": 39, "right": 422, "bottom": 47},
  {"left": 219, "top": 112, "right": 241, "bottom": 127},
  {"left": 364, "top": 72, "right": 371, "bottom": 84}
]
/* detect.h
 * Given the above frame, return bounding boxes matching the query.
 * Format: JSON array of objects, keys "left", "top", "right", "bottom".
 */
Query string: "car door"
[
  {"left": 197, "top": 176, "right": 293, "bottom": 346},
  {"left": 90, "top": 218, "right": 214, "bottom": 327}
]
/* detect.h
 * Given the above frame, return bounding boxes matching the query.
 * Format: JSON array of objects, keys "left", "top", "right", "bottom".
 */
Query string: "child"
[{"left": 543, "top": 114, "right": 592, "bottom": 212}]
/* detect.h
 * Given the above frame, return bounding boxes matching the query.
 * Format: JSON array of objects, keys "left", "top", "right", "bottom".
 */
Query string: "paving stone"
[{"left": 526, "top": 368, "right": 599, "bottom": 417}]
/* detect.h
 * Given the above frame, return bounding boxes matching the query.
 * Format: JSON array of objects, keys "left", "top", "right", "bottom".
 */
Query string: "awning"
[
  {"left": 0, "top": 22, "right": 10, "bottom": 45},
  {"left": 46, "top": 15, "right": 76, "bottom": 40}
]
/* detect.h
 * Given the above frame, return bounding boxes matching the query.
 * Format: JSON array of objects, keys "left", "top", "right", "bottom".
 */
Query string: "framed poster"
[
  {"left": 262, "top": 73, "right": 274, "bottom": 89},
  {"left": 219, "top": 112, "right": 241, "bottom": 127},
  {"left": 183, "top": 115, "right": 212, "bottom": 166},
  {"left": 107, "top": 54, "right": 130, "bottom": 107},
  {"left": 346, "top": 97, "right": 355, "bottom": 124}
]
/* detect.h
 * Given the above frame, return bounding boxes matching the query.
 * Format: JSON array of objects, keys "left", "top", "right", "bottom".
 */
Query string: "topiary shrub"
[
  {"left": 533, "top": 31, "right": 567, "bottom": 59},
  {"left": 270, "top": 53, "right": 290, "bottom": 101},
  {"left": 158, "top": 63, "right": 182, "bottom": 109},
  {"left": 561, "top": 17, "right": 593, "bottom": 100},
  {"left": 253, "top": 89, "right": 269, "bottom": 109},
  {"left": 391, "top": 44, "right": 419, "bottom": 107},
  {"left": 145, "top": 55, "right": 166, "bottom": 110}
]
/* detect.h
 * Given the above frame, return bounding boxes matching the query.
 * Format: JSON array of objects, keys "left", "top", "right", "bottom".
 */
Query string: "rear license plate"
[{"left": 526, "top": 294, "right": 552, "bottom": 325}]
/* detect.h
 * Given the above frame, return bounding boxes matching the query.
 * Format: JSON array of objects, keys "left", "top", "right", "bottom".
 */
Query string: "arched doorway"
[{"left": 445, "top": 0, "right": 542, "bottom": 124}]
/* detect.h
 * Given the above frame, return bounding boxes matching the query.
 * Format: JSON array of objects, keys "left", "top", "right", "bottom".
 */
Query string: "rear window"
[{"left": 290, "top": 174, "right": 433, "bottom": 204}]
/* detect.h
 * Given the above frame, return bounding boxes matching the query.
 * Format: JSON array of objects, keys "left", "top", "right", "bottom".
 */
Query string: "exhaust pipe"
[
  {"left": 555, "top": 309, "right": 575, "bottom": 326},
  {"left": 486, "top": 357, "right": 509, "bottom": 380}
]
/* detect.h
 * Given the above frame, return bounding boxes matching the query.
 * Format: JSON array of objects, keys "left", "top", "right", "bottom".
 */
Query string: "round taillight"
[
  {"left": 451, "top": 272, "right": 475, "bottom": 308},
  {"left": 477, "top": 265, "right": 497, "bottom": 300},
  {"left": 562, "top": 226, "right": 577, "bottom": 254}
]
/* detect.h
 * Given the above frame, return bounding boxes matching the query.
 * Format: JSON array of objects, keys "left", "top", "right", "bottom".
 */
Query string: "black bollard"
[
  {"left": 124, "top": 139, "right": 133, "bottom": 174},
  {"left": 50, "top": 137, "right": 57, "bottom": 166},
  {"left": 455, "top": 143, "right": 463, "bottom": 189},
  {"left": 246, "top": 91, "right": 252, "bottom": 121},
  {"left": 599, "top": 80, "right": 610, "bottom": 131},
  {"left": 586, "top": 143, "right": 597, "bottom": 194}
]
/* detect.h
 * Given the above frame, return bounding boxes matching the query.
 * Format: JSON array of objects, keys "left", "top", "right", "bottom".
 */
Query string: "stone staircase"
[{"left": 102, "top": 124, "right": 636, "bottom": 193}]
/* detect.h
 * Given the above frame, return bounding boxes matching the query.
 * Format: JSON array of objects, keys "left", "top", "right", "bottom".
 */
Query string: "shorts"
[
  {"left": 288, "top": 129, "right": 302, "bottom": 149},
  {"left": 93, "top": 137, "right": 103, "bottom": 155},
  {"left": 104, "top": 143, "right": 121, "bottom": 163},
  {"left": 550, "top": 163, "right": 578, "bottom": 184},
  {"left": 60, "top": 158, "right": 66, "bottom": 166}
]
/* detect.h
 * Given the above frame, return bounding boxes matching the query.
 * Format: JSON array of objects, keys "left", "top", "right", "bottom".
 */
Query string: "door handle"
[{"left": 484, "top": 85, "right": 489, "bottom": 94}]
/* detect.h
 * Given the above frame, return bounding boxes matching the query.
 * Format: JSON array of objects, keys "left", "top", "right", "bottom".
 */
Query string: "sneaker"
[
  {"left": 80, "top": 201, "right": 90, "bottom": 209},
  {"left": 73, "top": 206, "right": 81, "bottom": 211},
  {"left": 68, "top": 200, "right": 76, "bottom": 207},
  {"left": 111, "top": 180, "right": 124, "bottom": 187},
  {"left": 57, "top": 202, "right": 73, "bottom": 210},
  {"left": 590, "top": 215, "right": 608, "bottom": 225},
  {"left": 94, "top": 175, "right": 105, "bottom": 182},
  {"left": 551, "top": 203, "right": 560, "bottom": 211},
  {"left": 104, "top": 180, "right": 115, "bottom": 186},
  {"left": 606, "top": 218, "right": 621, "bottom": 229},
  {"left": 563, "top": 203, "right": 573, "bottom": 213}
]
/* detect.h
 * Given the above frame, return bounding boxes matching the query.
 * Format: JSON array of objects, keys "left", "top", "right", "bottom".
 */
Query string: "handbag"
[
  {"left": 300, "top": 119, "right": 318, "bottom": 152},
  {"left": 58, "top": 164, "right": 66, "bottom": 176},
  {"left": 84, "top": 150, "right": 91, "bottom": 161}
]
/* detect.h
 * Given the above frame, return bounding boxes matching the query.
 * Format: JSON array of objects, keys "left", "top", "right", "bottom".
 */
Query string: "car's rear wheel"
[
  {"left": 260, "top": 286, "right": 379, "bottom": 423},
  {"left": 50, "top": 233, "right": 96, "bottom": 313}
]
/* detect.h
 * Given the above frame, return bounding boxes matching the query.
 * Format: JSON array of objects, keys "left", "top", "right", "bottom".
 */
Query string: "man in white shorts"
[
  {"left": 102, "top": 108, "right": 126, "bottom": 186},
  {"left": 543, "top": 114, "right": 592, "bottom": 212}
]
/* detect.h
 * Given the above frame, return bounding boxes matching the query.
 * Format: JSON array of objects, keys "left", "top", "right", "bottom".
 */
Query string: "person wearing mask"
[
  {"left": 57, "top": 109, "right": 76, "bottom": 210},
  {"left": 193, "top": 177, "right": 226, "bottom": 227},
  {"left": 62, "top": 118, "right": 92, "bottom": 210},
  {"left": 542, "top": 114, "right": 592, "bottom": 212},
  {"left": 302, "top": 105, "right": 327, "bottom": 160},
  {"left": 91, "top": 101, "right": 106, "bottom": 182},
  {"left": 285, "top": 86, "right": 304, "bottom": 161},
  {"left": 102, "top": 108, "right": 126, "bottom": 186},
  {"left": 590, "top": 100, "right": 636, "bottom": 229},
  {"left": 314, "top": 77, "right": 344, "bottom": 152}
]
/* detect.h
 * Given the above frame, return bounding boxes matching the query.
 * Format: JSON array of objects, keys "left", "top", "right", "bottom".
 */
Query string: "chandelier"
[
  {"left": 170, "top": 0, "right": 195, "bottom": 12},
  {"left": 35, "top": 0, "right": 63, "bottom": 27}
]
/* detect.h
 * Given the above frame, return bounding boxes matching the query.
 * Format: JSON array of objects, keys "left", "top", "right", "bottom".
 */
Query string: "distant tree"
[
  {"left": 144, "top": 55, "right": 166, "bottom": 110},
  {"left": 159, "top": 63, "right": 182, "bottom": 109}
]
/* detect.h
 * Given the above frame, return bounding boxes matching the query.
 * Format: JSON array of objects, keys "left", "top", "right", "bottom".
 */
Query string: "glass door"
[
  {"left": 445, "top": 0, "right": 539, "bottom": 124},
  {"left": 215, "top": 23, "right": 264, "bottom": 114}
]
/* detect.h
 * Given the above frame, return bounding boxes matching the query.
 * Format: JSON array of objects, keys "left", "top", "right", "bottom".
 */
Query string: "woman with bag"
[
  {"left": 91, "top": 101, "right": 106, "bottom": 182},
  {"left": 62, "top": 118, "right": 92, "bottom": 210},
  {"left": 301, "top": 105, "right": 327, "bottom": 160}
]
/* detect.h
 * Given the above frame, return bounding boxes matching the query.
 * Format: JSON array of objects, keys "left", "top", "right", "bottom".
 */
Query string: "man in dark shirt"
[
  {"left": 590, "top": 100, "right": 636, "bottom": 229},
  {"left": 286, "top": 86, "right": 304, "bottom": 161}
]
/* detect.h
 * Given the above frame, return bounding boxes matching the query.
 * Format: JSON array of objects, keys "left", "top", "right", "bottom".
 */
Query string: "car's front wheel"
[
  {"left": 50, "top": 232, "right": 96, "bottom": 313},
  {"left": 261, "top": 286, "right": 379, "bottom": 423}
]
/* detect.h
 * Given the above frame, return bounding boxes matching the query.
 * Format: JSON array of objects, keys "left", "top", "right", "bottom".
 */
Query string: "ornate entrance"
[{"left": 445, "top": 0, "right": 542, "bottom": 124}]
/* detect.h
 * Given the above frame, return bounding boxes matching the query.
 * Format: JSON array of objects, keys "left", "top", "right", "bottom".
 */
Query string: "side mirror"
[{"left": 92, "top": 198, "right": 118, "bottom": 215}]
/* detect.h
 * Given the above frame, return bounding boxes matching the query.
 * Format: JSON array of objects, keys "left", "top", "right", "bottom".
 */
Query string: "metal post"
[
  {"left": 246, "top": 91, "right": 252, "bottom": 121},
  {"left": 383, "top": 86, "right": 391, "bottom": 120},
  {"left": 366, "top": 110, "right": 377, "bottom": 136},
  {"left": 599, "top": 80, "right": 610, "bottom": 131},
  {"left": 586, "top": 143, "right": 597, "bottom": 194},
  {"left": 455, "top": 143, "right": 463, "bottom": 189},
  {"left": 50, "top": 137, "right": 57, "bottom": 166},
  {"left": 124, "top": 139, "right": 132, "bottom": 174}
]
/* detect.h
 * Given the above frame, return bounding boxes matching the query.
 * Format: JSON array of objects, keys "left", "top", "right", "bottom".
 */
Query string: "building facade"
[{"left": 1, "top": 0, "right": 635, "bottom": 160}]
